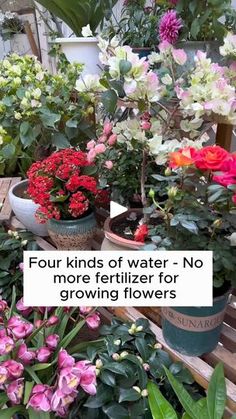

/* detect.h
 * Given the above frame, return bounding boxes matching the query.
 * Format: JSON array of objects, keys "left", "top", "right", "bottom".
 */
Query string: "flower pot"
[
  {"left": 103, "top": 209, "right": 144, "bottom": 250},
  {"left": 162, "top": 292, "right": 230, "bottom": 356},
  {"left": 8, "top": 180, "right": 48, "bottom": 237},
  {"left": 47, "top": 212, "right": 97, "bottom": 250},
  {"left": 176, "top": 40, "right": 222, "bottom": 71},
  {"left": 132, "top": 47, "right": 153, "bottom": 59},
  {"left": 55, "top": 37, "right": 100, "bottom": 76}
]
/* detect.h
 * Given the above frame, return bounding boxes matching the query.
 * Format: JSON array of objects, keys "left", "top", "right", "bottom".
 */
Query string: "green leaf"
[
  {"left": 119, "top": 387, "right": 141, "bottom": 403},
  {"left": 84, "top": 383, "right": 113, "bottom": 408},
  {"left": 180, "top": 220, "right": 198, "bottom": 235},
  {"left": 103, "top": 362, "right": 129, "bottom": 376},
  {"left": 40, "top": 110, "right": 61, "bottom": 128},
  {"left": 28, "top": 407, "right": 51, "bottom": 419},
  {"left": 20, "top": 121, "right": 36, "bottom": 147},
  {"left": 207, "top": 363, "right": 226, "bottom": 419},
  {"left": 0, "top": 406, "right": 26, "bottom": 418},
  {"left": 66, "top": 119, "right": 78, "bottom": 128},
  {"left": 103, "top": 402, "right": 129, "bottom": 419},
  {"left": 135, "top": 337, "right": 151, "bottom": 361},
  {"left": 0, "top": 393, "right": 9, "bottom": 407},
  {"left": 190, "top": 19, "right": 200, "bottom": 39},
  {"left": 25, "top": 366, "right": 42, "bottom": 384},
  {"left": 81, "top": 165, "right": 98, "bottom": 176},
  {"left": 57, "top": 319, "right": 85, "bottom": 352},
  {"left": 101, "top": 89, "right": 118, "bottom": 114},
  {"left": 147, "top": 381, "right": 178, "bottom": 419},
  {"left": 31, "top": 363, "right": 51, "bottom": 372},
  {"left": 1, "top": 144, "right": 16, "bottom": 159},
  {"left": 100, "top": 370, "right": 116, "bottom": 387},
  {"left": 52, "top": 132, "right": 70, "bottom": 149},
  {"left": 24, "top": 381, "right": 34, "bottom": 404},
  {"left": 164, "top": 367, "right": 202, "bottom": 419},
  {"left": 119, "top": 59, "right": 132, "bottom": 75}
]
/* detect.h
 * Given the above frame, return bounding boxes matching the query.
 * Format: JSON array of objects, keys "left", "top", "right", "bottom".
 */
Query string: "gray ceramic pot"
[
  {"left": 8, "top": 179, "right": 48, "bottom": 237},
  {"left": 47, "top": 212, "right": 97, "bottom": 250},
  {"left": 176, "top": 40, "right": 222, "bottom": 72}
]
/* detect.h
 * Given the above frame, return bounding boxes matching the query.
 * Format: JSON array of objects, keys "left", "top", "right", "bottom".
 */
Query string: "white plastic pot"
[
  {"left": 8, "top": 180, "right": 48, "bottom": 237},
  {"left": 55, "top": 37, "right": 100, "bottom": 75}
]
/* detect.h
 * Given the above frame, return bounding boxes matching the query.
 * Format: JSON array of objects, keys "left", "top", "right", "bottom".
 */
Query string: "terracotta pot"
[
  {"left": 47, "top": 212, "right": 97, "bottom": 250},
  {"left": 104, "top": 209, "right": 144, "bottom": 250}
]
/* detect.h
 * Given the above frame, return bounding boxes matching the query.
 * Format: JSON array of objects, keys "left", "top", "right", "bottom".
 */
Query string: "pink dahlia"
[{"left": 159, "top": 10, "right": 182, "bottom": 44}]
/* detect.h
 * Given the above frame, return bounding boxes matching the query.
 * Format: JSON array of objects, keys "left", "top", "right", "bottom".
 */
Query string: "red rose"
[
  {"left": 194, "top": 146, "right": 230, "bottom": 171},
  {"left": 134, "top": 224, "right": 149, "bottom": 243}
]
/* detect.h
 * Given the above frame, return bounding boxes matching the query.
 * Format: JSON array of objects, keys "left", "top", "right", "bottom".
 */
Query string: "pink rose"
[
  {"left": 16, "top": 298, "right": 33, "bottom": 317},
  {"left": 8, "top": 316, "right": 33, "bottom": 339},
  {"left": 213, "top": 173, "right": 236, "bottom": 187},
  {"left": 6, "top": 378, "right": 24, "bottom": 404},
  {"left": 86, "top": 140, "right": 96, "bottom": 150},
  {"left": 86, "top": 313, "right": 100, "bottom": 329},
  {"left": 17, "top": 343, "right": 36, "bottom": 365},
  {"left": 98, "top": 135, "right": 107, "bottom": 143},
  {"left": 172, "top": 48, "right": 187, "bottom": 66},
  {"left": 45, "top": 334, "right": 60, "bottom": 350},
  {"left": 37, "top": 347, "right": 51, "bottom": 363},
  {"left": 87, "top": 148, "right": 97, "bottom": 163},
  {"left": 75, "top": 360, "right": 97, "bottom": 395},
  {"left": 58, "top": 349, "right": 75, "bottom": 370},
  {"left": 104, "top": 160, "right": 113, "bottom": 170},
  {"left": 103, "top": 122, "right": 113, "bottom": 136},
  {"left": 94, "top": 144, "right": 106, "bottom": 154},
  {"left": 0, "top": 335, "right": 14, "bottom": 355},
  {"left": 27, "top": 384, "right": 53, "bottom": 412},
  {"left": 107, "top": 133, "right": 117, "bottom": 146},
  {"left": 2, "top": 360, "right": 24, "bottom": 379}
]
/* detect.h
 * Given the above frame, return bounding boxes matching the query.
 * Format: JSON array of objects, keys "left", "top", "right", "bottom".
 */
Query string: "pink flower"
[
  {"left": 0, "top": 300, "right": 8, "bottom": 312},
  {"left": 58, "top": 349, "right": 75, "bottom": 370},
  {"left": 51, "top": 388, "right": 77, "bottom": 417},
  {"left": 141, "top": 121, "right": 151, "bottom": 130},
  {"left": 107, "top": 133, "right": 117, "bottom": 146},
  {"left": 94, "top": 144, "right": 106, "bottom": 154},
  {"left": 87, "top": 148, "right": 97, "bottom": 163},
  {"left": 159, "top": 10, "right": 182, "bottom": 44},
  {"left": 0, "top": 335, "right": 14, "bottom": 355},
  {"left": 86, "top": 313, "right": 100, "bottom": 330},
  {"left": 213, "top": 173, "right": 236, "bottom": 187},
  {"left": 172, "top": 48, "right": 187, "bottom": 65},
  {"left": 2, "top": 360, "right": 24, "bottom": 379},
  {"left": 6, "top": 378, "right": 24, "bottom": 404},
  {"left": 16, "top": 298, "right": 33, "bottom": 317},
  {"left": 46, "top": 315, "right": 59, "bottom": 327},
  {"left": 0, "top": 366, "right": 8, "bottom": 384},
  {"left": 233, "top": 195, "right": 236, "bottom": 204},
  {"left": 86, "top": 140, "right": 96, "bottom": 150},
  {"left": 75, "top": 360, "right": 97, "bottom": 395},
  {"left": 158, "top": 40, "right": 172, "bottom": 52},
  {"left": 98, "top": 134, "right": 107, "bottom": 143},
  {"left": 58, "top": 367, "right": 80, "bottom": 395},
  {"left": 8, "top": 316, "right": 33, "bottom": 340},
  {"left": 45, "top": 334, "right": 60, "bottom": 350},
  {"left": 103, "top": 122, "right": 113, "bottom": 136},
  {"left": 17, "top": 343, "right": 36, "bottom": 365},
  {"left": 18, "top": 262, "right": 24, "bottom": 272},
  {"left": 27, "top": 384, "right": 53, "bottom": 412},
  {"left": 37, "top": 347, "right": 51, "bottom": 363},
  {"left": 104, "top": 160, "right": 113, "bottom": 170},
  {"left": 79, "top": 307, "right": 93, "bottom": 315}
]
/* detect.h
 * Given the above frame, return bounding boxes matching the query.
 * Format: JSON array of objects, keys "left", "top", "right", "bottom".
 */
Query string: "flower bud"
[
  {"left": 167, "top": 186, "right": 178, "bottom": 199},
  {"left": 141, "top": 389, "right": 148, "bottom": 397},
  {"left": 114, "top": 339, "right": 121, "bottom": 346},
  {"left": 165, "top": 167, "right": 172, "bottom": 176},
  {"left": 154, "top": 342, "right": 162, "bottom": 349},
  {"left": 95, "top": 368, "right": 100, "bottom": 376},
  {"left": 112, "top": 353, "right": 120, "bottom": 361},
  {"left": 136, "top": 326, "right": 143, "bottom": 332},
  {"left": 136, "top": 356, "right": 143, "bottom": 364},
  {"left": 120, "top": 351, "right": 128, "bottom": 359},
  {"left": 143, "top": 363, "right": 150, "bottom": 371},
  {"left": 95, "top": 359, "right": 103, "bottom": 369},
  {"left": 213, "top": 219, "right": 222, "bottom": 229},
  {"left": 148, "top": 189, "right": 155, "bottom": 199},
  {"left": 133, "top": 386, "right": 141, "bottom": 394},
  {"left": 7, "top": 230, "right": 13, "bottom": 236},
  {"left": 21, "top": 240, "right": 28, "bottom": 246}
]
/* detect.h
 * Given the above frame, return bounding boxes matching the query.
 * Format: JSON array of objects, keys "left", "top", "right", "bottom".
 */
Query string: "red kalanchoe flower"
[
  {"left": 159, "top": 10, "right": 182, "bottom": 44},
  {"left": 69, "top": 191, "right": 89, "bottom": 218},
  {"left": 134, "top": 224, "right": 149, "bottom": 243}
]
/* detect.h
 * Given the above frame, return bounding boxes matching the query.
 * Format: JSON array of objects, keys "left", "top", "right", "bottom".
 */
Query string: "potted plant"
[
  {"left": 0, "top": 299, "right": 100, "bottom": 418},
  {"left": 0, "top": 11, "right": 24, "bottom": 41},
  {"left": 27, "top": 148, "right": 98, "bottom": 250},
  {"left": 142, "top": 145, "right": 236, "bottom": 356},
  {"left": 157, "top": 0, "right": 236, "bottom": 67},
  {"left": 36, "top": 0, "right": 118, "bottom": 73}
]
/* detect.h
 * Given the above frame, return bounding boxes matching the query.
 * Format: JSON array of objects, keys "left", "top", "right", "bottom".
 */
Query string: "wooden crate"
[
  {"left": 0, "top": 177, "right": 21, "bottom": 223},
  {"left": 110, "top": 305, "right": 236, "bottom": 417}
]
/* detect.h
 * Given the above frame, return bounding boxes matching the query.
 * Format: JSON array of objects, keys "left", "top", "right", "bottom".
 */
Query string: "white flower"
[
  {"left": 81, "top": 24, "right": 93, "bottom": 37},
  {"left": 220, "top": 33, "right": 236, "bottom": 58},
  {"left": 76, "top": 74, "right": 105, "bottom": 93},
  {"left": 161, "top": 74, "right": 172, "bottom": 86}
]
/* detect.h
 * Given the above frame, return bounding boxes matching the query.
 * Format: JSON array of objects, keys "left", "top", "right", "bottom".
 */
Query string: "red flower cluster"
[
  {"left": 169, "top": 145, "right": 236, "bottom": 204},
  {"left": 27, "top": 149, "right": 98, "bottom": 223}
]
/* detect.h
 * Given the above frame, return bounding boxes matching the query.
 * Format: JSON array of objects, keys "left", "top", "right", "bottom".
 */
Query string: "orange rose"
[
  {"left": 195, "top": 146, "right": 230, "bottom": 171},
  {"left": 169, "top": 147, "right": 197, "bottom": 169}
]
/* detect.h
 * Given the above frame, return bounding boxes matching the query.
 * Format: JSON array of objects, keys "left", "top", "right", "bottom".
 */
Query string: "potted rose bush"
[
  {"left": 27, "top": 148, "right": 98, "bottom": 250},
  {"left": 140, "top": 145, "right": 236, "bottom": 355}
]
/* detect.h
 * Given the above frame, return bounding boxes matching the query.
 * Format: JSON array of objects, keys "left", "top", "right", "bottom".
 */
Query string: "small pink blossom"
[
  {"left": 16, "top": 298, "right": 33, "bottom": 317},
  {"left": 37, "top": 347, "right": 51, "bottom": 363},
  {"left": 86, "top": 140, "right": 96, "bottom": 150},
  {"left": 0, "top": 336, "right": 14, "bottom": 355},
  {"left": 159, "top": 10, "right": 182, "bottom": 44},
  {"left": 46, "top": 315, "right": 59, "bottom": 327},
  {"left": 0, "top": 300, "right": 8, "bottom": 312},
  {"left": 98, "top": 134, "right": 107, "bottom": 143},
  {"left": 2, "top": 360, "right": 24, "bottom": 379},
  {"left": 17, "top": 343, "right": 36, "bottom": 365},
  {"left": 87, "top": 148, "right": 97, "bottom": 163},
  {"left": 51, "top": 388, "right": 77, "bottom": 417},
  {"left": 103, "top": 122, "right": 113, "bottom": 136},
  {"left": 58, "top": 349, "right": 75, "bottom": 370},
  {"left": 158, "top": 40, "right": 172, "bottom": 52},
  {"left": 79, "top": 307, "right": 93, "bottom": 315},
  {"left": 104, "top": 160, "right": 113, "bottom": 170},
  {"left": 35, "top": 319, "right": 44, "bottom": 328},
  {"left": 86, "top": 313, "right": 101, "bottom": 330},
  {"left": 18, "top": 262, "right": 24, "bottom": 272},
  {"left": 45, "top": 334, "right": 60, "bottom": 350},
  {"left": 76, "top": 360, "right": 97, "bottom": 395},
  {"left": 172, "top": 48, "right": 187, "bottom": 65},
  {"left": 94, "top": 144, "right": 106, "bottom": 154},
  {"left": 58, "top": 367, "right": 80, "bottom": 395},
  {"left": 107, "top": 133, "right": 117, "bottom": 146},
  {"left": 6, "top": 378, "right": 24, "bottom": 404},
  {"left": 27, "top": 384, "right": 53, "bottom": 412},
  {"left": 141, "top": 121, "right": 151, "bottom": 130},
  {"left": 8, "top": 316, "right": 33, "bottom": 339}
]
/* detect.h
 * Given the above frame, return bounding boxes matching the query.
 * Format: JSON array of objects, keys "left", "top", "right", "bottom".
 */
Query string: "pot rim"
[
  {"left": 9, "top": 179, "right": 30, "bottom": 200},
  {"left": 55, "top": 37, "right": 98, "bottom": 44},
  {"left": 104, "top": 209, "right": 144, "bottom": 248},
  {"left": 176, "top": 40, "right": 221, "bottom": 46},
  {"left": 48, "top": 211, "right": 95, "bottom": 225}
]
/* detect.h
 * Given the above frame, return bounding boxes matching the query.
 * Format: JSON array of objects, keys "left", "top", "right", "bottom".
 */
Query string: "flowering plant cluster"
[
  {"left": 27, "top": 149, "right": 98, "bottom": 222},
  {"left": 0, "top": 11, "right": 24, "bottom": 41},
  {"left": 0, "top": 300, "right": 100, "bottom": 418},
  {"left": 220, "top": 32, "right": 236, "bottom": 59},
  {"left": 0, "top": 53, "right": 95, "bottom": 176},
  {"left": 141, "top": 145, "right": 236, "bottom": 292}
]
